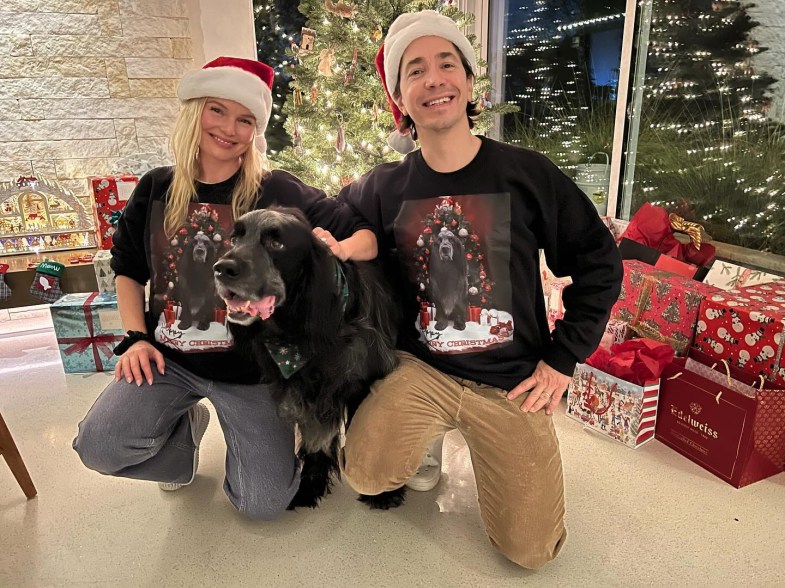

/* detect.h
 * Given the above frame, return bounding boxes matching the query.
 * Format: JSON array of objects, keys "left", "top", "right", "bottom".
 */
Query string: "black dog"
[
  {"left": 177, "top": 231, "right": 218, "bottom": 331},
  {"left": 213, "top": 207, "right": 405, "bottom": 510},
  {"left": 429, "top": 229, "right": 469, "bottom": 331}
]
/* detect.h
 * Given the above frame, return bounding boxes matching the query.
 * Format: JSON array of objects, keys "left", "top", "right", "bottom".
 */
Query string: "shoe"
[
  {"left": 159, "top": 403, "right": 210, "bottom": 491},
  {"left": 405, "top": 435, "right": 444, "bottom": 492}
]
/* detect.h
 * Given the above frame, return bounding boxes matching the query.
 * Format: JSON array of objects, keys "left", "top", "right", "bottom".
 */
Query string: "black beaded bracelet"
[{"left": 113, "top": 330, "right": 151, "bottom": 356}]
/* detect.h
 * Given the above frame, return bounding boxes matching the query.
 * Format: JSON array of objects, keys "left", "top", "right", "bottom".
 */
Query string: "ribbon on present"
[
  {"left": 56, "top": 292, "right": 124, "bottom": 372},
  {"left": 109, "top": 209, "right": 123, "bottom": 226},
  {"left": 668, "top": 213, "right": 703, "bottom": 250},
  {"left": 622, "top": 203, "right": 715, "bottom": 267}
]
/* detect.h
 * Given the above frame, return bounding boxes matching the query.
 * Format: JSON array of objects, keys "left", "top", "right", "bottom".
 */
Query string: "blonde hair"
[{"left": 165, "top": 97, "right": 269, "bottom": 237}]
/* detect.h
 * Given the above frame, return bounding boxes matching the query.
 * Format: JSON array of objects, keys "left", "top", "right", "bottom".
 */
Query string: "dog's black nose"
[{"left": 213, "top": 258, "right": 241, "bottom": 280}]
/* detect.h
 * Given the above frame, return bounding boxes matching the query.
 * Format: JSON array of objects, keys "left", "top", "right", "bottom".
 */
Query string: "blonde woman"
[{"left": 73, "top": 57, "right": 376, "bottom": 520}]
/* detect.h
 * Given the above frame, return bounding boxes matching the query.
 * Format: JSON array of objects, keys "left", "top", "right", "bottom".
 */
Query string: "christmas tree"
[
  {"left": 253, "top": 0, "right": 307, "bottom": 156},
  {"left": 270, "top": 0, "right": 517, "bottom": 195},
  {"left": 632, "top": 0, "right": 783, "bottom": 253},
  {"left": 643, "top": 0, "right": 775, "bottom": 129},
  {"left": 502, "top": 0, "right": 626, "bottom": 173}
]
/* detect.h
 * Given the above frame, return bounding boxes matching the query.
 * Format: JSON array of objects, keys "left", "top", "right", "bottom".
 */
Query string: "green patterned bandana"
[{"left": 263, "top": 261, "right": 349, "bottom": 379}]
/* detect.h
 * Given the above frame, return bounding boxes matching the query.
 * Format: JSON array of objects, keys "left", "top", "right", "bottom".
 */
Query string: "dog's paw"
[
  {"left": 287, "top": 490, "right": 322, "bottom": 510},
  {"left": 357, "top": 487, "right": 406, "bottom": 510},
  {"left": 286, "top": 473, "right": 333, "bottom": 510}
]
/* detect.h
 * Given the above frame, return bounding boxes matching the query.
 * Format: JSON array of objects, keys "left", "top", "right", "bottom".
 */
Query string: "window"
[
  {"left": 490, "top": 0, "right": 628, "bottom": 216},
  {"left": 620, "top": 0, "right": 785, "bottom": 255}
]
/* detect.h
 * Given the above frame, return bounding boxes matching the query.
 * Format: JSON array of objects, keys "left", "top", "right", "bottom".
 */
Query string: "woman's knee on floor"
[
  {"left": 73, "top": 415, "right": 138, "bottom": 475},
  {"left": 224, "top": 468, "right": 300, "bottom": 521}
]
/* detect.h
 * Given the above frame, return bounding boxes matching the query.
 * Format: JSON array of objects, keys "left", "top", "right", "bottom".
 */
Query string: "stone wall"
[
  {"left": 749, "top": 0, "right": 784, "bottom": 122},
  {"left": 0, "top": 0, "right": 192, "bottom": 206}
]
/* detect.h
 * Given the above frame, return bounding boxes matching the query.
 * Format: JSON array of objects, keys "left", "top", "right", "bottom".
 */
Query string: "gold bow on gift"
[{"left": 669, "top": 213, "right": 704, "bottom": 250}]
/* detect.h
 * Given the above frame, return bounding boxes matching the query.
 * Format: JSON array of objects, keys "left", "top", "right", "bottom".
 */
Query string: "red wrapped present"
[
  {"left": 657, "top": 348, "right": 785, "bottom": 488},
  {"left": 621, "top": 202, "right": 716, "bottom": 268},
  {"left": 611, "top": 260, "right": 722, "bottom": 355},
  {"left": 694, "top": 283, "right": 785, "bottom": 383},
  {"left": 90, "top": 175, "right": 139, "bottom": 250}
]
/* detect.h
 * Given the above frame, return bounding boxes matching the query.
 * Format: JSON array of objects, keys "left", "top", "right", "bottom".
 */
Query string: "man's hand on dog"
[
  {"left": 506, "top": 361, "right": 570, "bottom": 416},
  {"left": 312, "top": 228, "right": 347, "bottom": 261},
  {"left": 114, "top": 341, "right": 166, "bottom": 386}
]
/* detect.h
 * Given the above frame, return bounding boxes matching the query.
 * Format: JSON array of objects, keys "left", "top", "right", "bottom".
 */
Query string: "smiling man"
[{"left": 338, "top": 10, "right": 623, "bottom": 568}]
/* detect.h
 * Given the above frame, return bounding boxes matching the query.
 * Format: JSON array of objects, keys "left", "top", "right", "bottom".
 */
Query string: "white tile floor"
[{"left": 1, "top": 323, "right": 784, "bottom": 587}]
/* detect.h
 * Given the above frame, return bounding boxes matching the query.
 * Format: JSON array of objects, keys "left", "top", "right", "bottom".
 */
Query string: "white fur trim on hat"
[
  {"left": 177, "top": 66, "right": 272, "bottom": 150},
  {"left": 383, "top": 10, "right": 477, "bottom": 98}
]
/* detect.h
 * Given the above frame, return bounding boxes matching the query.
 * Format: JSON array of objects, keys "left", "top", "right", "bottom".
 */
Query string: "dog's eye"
[{"left": 267, "top": 239, "right": 284, "bottom": 251}]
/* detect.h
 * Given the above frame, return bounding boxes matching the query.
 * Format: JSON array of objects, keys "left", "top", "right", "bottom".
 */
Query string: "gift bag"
[
  {"left": 567, "top": 363, "right": 660, "bottom": 448},
  {"left": 656, "top": 348, "right": 785, "bottom": 488},
  {"left": 566, "top": 339, "right": 673, "bottom": 448}
]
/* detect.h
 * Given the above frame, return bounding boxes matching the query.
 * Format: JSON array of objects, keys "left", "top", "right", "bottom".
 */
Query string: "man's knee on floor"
[
  {"left": 491, "top": 528, "right": 566, "bottom": 570},
  {"left": 341, "top": 448, "right": 402, "bottom": 496}
]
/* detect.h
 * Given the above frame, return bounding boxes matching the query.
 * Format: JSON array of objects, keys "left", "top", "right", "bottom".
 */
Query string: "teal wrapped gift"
[{"left": 51, "top": 292, "right": 125, "bottom": 373}]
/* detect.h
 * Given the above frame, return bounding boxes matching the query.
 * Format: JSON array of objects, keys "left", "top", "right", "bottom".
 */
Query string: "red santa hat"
[
  {"left": 177, "top": 56, "right": 274, "bottom": 153},
  {"left": 376, "top": 10, "right": 477, "bottom": 154}
]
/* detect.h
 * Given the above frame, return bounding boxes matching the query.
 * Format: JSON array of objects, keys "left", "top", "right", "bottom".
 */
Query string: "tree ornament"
[
  {"left": 293, "top": 89, "right": 303, "bottom": 107},
  {"left": 318, "top": 48, "right": 335, "bottom": 76},
  {"left": 371, "top": 24, "right": 383, "bottom": 42},
  {"left": 310, "top": 84, "right": 319, "bottom": 104},
  {"left": 300, "top": 27, "right": 316, "bottom": 54},
  {"left": 344, "top": 48, "right": 358, "bottom": 85},
  {"left": 293, "top": 128, "right": 305, "bottom": 157},
  {"left": 324, "top": 0, "right": 357, "bottom": 19},
  {"left": 335, "top": 123, "right": 346, "bottom": 153}
]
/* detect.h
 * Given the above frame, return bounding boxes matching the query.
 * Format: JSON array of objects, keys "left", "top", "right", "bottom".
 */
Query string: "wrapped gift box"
[
  {"left": 566, "top": 362, "right": 660, "bottom": 448},
  {"left": 599, "top": 215, "right": 629, "bottom": 243},
  {"left": 51, "top": 292, "right": 124, "bottom": 373},
  {"left": 90, "top": 175, "right": 138, "bottom": 250},
  {"left": 611, "top": 260, "right": 721, "bottom": 355},
  {"left": 599, "top": 318, "right": 628, "bottom": 350},
  {"left": 539, "top": 250, "right": 571, "bottom": 297},
  {"left": 92, "top": 249, "right": 115, "bottom": 293},
  {"left": 702, "top": 259, "right": 781, "bottom": 291},
  {"left": 547, "top": 278, "right": 571, "bottom": 331},
  {"left": 693, "top": 284, "right": 785, "bottom": 383}
]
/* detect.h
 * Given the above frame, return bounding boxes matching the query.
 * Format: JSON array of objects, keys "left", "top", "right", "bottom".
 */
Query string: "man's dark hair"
[{"left": 393, "top": 44, "right": 481, "bottom": 141}]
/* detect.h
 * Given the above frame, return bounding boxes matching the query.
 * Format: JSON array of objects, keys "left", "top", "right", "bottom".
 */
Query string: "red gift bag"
[{"left": 656, "top": 348, "right": 785, "bottom": 487}]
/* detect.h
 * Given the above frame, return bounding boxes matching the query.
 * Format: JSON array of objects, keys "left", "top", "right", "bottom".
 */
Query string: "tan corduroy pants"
[{"left": 341, "top": 351, "right": 567, "bottom": 569}]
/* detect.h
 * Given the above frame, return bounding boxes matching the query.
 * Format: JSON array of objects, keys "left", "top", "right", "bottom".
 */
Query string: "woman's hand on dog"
[
  {"left": 506, "top": 360, "right": 570, "bottom": 416},
  {"left": 312, "top": 227, "right": 347, "bottom": 261},
  {"left": 114, "top": 341, "right": 166, "bottom": 386}
]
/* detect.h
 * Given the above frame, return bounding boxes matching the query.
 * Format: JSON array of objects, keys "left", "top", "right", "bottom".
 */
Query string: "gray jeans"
[{"left": 73, "top": 360, "right": 300, "bottom": 520}]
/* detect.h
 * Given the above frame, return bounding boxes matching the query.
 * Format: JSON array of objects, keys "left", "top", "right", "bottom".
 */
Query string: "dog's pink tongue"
[{"left": 251, "top": 295, "right": 276, "bottom": 320}]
